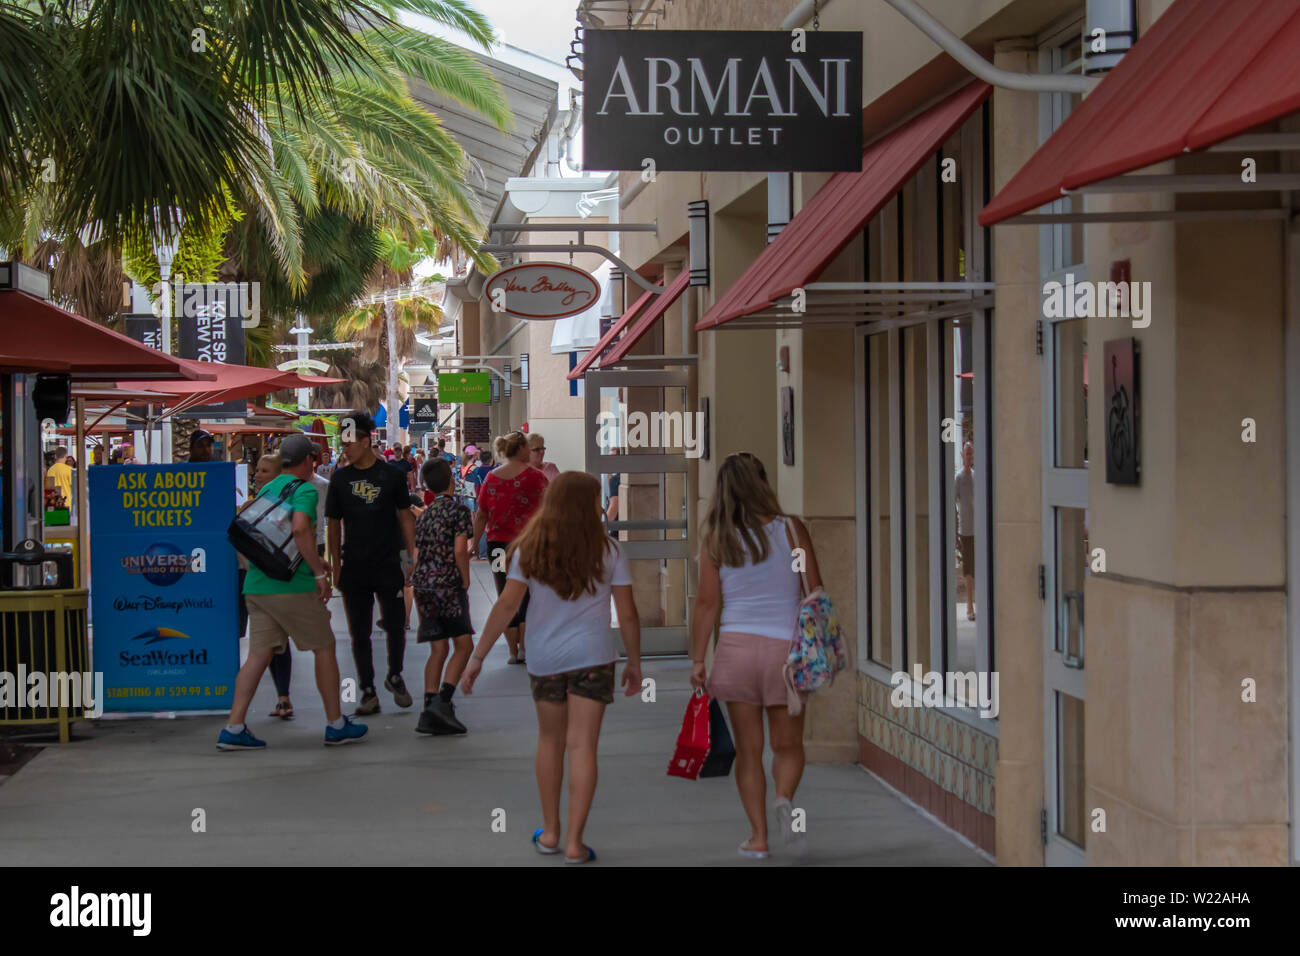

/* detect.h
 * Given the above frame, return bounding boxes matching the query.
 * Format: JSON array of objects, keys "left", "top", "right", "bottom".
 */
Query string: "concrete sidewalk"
[{"left": 0, "top": 563, "right": 985, "bottom": 866}]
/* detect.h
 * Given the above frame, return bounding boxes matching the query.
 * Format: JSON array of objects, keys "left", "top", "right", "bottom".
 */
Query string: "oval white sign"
[{"left": 483, "top": 262, "right": 600, "bottom": 320}]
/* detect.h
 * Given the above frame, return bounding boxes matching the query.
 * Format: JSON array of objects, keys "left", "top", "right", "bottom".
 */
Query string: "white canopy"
[{"left": 550, "top": 260, "right": 611, "bottom": 354}]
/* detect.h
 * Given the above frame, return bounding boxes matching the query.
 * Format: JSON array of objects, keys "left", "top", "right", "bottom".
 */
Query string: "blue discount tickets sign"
[{"left": 88, "top": 463, "right": 238, "bottom": 713}]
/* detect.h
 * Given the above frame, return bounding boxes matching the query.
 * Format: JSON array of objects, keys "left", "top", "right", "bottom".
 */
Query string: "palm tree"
[
  {"left": 1, "top": 0, "right": 506, "bottom": 301},
  {"left": 1, "top": 0, "right": 419, "bottom": 243},
  {"left": 334, "top": 229, "right": 445, "bottom": 444},
  {"left": 249, "top": 24, "right": 510, "bottom": 284}
]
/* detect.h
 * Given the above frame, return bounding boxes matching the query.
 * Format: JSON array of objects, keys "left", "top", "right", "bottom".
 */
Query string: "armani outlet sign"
[{"left": 583, "top": 30, "right": 862, "bottom": 172}]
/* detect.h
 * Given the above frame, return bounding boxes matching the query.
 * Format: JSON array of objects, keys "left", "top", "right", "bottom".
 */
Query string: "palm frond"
[
  {"left": 377, "top": 0, "right": 497, "bottom": 50},
  {"left": 371, "top": 26, "right": 512, "bottom": 131},
  {"left": 238, "top": 138, "right": 307, "bottom": 287}
]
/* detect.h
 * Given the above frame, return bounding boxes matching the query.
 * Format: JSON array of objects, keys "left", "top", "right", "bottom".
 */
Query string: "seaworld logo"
[
  {"left": 129, "top": 627, "right": 191, "bottom": 645},
  {"left": 120, "top": 629, "right": 206, "bottom": 667}
]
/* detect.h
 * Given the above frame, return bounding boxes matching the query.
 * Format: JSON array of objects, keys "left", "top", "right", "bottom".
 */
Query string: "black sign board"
[
  {"left": 1103, "top": 338, "right": 1139, "bottom": 485},
  {"left": 123, "top": 315, "right": 163, "bottom": 422},
  {"left": 583, "top": 30, "right": 862, "bottom": 172},
  {"left": 124, "top": 315, "right": 163, "bottom": 352},
  {"left": 411, "top": 399, "right": 439, "bottom": 424},
  {"left": 176, "top": 286, "right": 248, "bottom": 418}
]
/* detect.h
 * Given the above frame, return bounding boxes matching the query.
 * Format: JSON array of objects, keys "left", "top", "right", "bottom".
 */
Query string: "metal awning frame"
[
  {"left": 602, "top": 354, "right": 698, "bottom": 369},
  {"left": 433, "top": 355, "right": 521, "bottom": 385},
  {"left": 998, "top": 131, "right": 1300, "bottom": 225},
  {"left": 712, "top": 282, "right": 996, "bottom": 330}
]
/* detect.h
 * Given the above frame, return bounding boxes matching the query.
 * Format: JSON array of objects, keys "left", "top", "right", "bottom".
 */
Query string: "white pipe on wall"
[{"left": 883, "top": 0, "right": 1095, "bottom": 94}]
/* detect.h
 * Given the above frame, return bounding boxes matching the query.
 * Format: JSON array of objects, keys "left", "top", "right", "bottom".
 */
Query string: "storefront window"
[
  {"left": 944, "top": 318, "right": 978, "bottom": 699},
  {"left": 1055, "top": 506, "right": 1087, "bottom": 659},
  {"left": 867, "top": 333, "right": 892, "bottom": 668},
  {"left": 855, "top": 104, "right": 992, "bottom": 709},
  {"left": 1057, "top": 690, "right": 1086, "bottom": 848},
  {"left": 1055, "top": 319, "right": 1087, "bottom": 468},
  {"left": 1044, "top": 32, "right": 1085, "bottom": 273},
  {"left": 903, "top": 324, "right": 929, "bottom": 673}
]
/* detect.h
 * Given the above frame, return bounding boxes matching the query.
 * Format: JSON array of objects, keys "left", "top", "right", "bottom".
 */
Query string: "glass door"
[
  {"left": 1038, "top": 14, "right": 1088, "bottom": 866},
  {"left": 584, "top": 367, "right": 692, "bottom": 656},
  {"left": 1042, "top": 310, "right": 1088, "bottom": 865}
]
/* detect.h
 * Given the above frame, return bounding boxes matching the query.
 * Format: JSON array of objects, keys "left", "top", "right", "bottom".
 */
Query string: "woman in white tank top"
[{"left": 690, "top": 452, "right": 823, "bottom": 860}]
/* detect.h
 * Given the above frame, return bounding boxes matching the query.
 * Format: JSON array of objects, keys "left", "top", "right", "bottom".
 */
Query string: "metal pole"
[
  {"left": 74, "top": 397, "right": 89, "bottom": 590},
  {"left": 158, "top": 265, "right": 172, "bottom": 463},
  {"left": 291, "top": 316, "right": 312, "bottom": 409}
]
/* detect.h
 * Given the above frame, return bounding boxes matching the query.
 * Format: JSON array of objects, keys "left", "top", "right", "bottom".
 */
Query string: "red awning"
[
  {"left": 980, "top": 0, "right": 1300, "bottom": 225},
  {"left": 126, "top": 359, "right": 341, "bottom": 398},
  {"left": 697, "top": 81, "right": 991, "bottom": 331},
  {"left": 0, "top": 353, "right": 71, "bottom": 373},
  {"left": 55, "top": 424, "right": 134, "bottom": 436},
  {"left": 566, "top": 287, "right": 656, "bottom": 380},
  {"left": 122, "top": 359, "right": 343, "bottom": 419},
  {"left": 0, "top": 289, "right": 213, "bottom": 381},
  {"left": 599, "top": 270, "right": 692, "bottom": 367}
]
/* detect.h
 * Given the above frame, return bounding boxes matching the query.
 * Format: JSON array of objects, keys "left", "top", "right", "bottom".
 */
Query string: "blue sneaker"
[
  {"left": 324, "top": 715, "right": 368, "bottom": 746},
  {"left": 217, "top": 726, "right": 266, "bottom": 751}
]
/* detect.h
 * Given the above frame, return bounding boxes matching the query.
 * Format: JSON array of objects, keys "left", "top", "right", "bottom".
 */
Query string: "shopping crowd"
[{"left": 218, "top": 413, "right": 827, "bottom": 864}]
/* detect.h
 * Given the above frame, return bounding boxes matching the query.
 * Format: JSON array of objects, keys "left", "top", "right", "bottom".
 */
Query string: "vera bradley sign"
[
  {"left": 583, "top": 30, "right": 862, "bottom": 172},
  {"left": 484, "top": 263, "right": 600, "bottom": 320}
]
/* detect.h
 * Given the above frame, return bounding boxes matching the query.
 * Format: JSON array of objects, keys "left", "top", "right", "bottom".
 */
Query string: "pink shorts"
[{"left": 707, "top": 631, "right": 792, "bottom": 708}]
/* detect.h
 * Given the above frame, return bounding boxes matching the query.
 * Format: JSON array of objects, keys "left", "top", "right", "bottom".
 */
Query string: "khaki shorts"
[{"left": 245, "top": 592, "right": 335, "bottom": 653}]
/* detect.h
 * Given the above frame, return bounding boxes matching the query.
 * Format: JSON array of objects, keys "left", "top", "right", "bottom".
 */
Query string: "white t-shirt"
[
  {"left": 718, "top": 518, "right": 802, "bottom": 640},
  {"left": 508, "top": 541, "right": 631, "bottom": 676}
]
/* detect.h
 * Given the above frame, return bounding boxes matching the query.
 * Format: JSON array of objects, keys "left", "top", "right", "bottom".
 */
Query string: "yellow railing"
[{"left": 0, "top": 589, "right": 91, "bottom": 743}]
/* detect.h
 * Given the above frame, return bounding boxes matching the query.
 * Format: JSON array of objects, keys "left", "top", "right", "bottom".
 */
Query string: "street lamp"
[
  {"left": 289, "top": 317, "right": 313, "bottom": 409},
  {"left": 151, "top": 208, "right": 183, "bottom": 462}
]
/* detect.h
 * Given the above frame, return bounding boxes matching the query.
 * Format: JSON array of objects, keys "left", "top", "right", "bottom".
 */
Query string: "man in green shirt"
[{"left": 218, "top": 434, "right": 368, "bottom": 749}]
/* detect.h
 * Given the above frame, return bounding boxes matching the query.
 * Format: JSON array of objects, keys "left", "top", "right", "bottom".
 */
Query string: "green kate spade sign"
[{"left": 438, "top": 372, "right": 490, "bottom": 403}]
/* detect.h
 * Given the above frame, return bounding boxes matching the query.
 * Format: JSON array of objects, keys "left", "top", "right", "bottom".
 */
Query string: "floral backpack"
[{"left": 781, "top": 518, "right": 847, "bottom": 715}]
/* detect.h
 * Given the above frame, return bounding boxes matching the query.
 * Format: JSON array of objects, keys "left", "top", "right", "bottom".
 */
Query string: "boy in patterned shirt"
[{"left": 412, "top": 458, "right": 474, "bottom": 735}]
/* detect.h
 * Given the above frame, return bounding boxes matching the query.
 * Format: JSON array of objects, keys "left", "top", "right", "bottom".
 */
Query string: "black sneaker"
[
  {"left": 433, "top": 699, "right": 467, "bottom": 735},
  {"left": 415, "top": 698, "right": 467, "bottom": 736},
  {"left": 355, "top": 689, "right": 380, "bottom": 716},
  {"left": 415, "top": 707, "right": 443, "bottom": 736},
  {"left": 385, "top": 673, "right": 413, "bottom": 708}
]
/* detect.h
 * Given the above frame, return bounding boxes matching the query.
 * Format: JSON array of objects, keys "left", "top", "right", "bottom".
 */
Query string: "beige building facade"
[{"left": 454, "top": 0, "right": 1299, "bottom": 865}]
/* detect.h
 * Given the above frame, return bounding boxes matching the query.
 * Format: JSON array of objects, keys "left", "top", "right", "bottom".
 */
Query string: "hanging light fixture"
[
  {"left": 688, "top": 200, "right": 709, "bottom": 286},
  {"left": 1083, "top": 0, "right": 1137, "bottom": 76}
]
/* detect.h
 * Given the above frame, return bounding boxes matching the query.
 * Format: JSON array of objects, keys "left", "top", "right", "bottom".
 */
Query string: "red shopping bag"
[{"left": 667, "top": 689, "right": 711, "bottom": 780}]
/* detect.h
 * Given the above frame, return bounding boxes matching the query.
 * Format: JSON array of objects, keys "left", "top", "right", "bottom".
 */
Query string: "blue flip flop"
[
  {"left": 565, "top": 845, "right": 597, "bottom": 865},
  {"left": 532, "top": 828, "right": 561, "bottom": 855}
]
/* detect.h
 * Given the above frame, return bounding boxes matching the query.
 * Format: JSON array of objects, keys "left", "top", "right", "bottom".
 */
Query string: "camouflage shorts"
[{"left": 529, "top": 663, "right": 616, "bottom": 705}]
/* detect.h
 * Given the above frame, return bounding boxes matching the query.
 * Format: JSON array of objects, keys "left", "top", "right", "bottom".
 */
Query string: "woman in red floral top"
[{"left": 471, "top": 432, "right": 549, "bottom": 663}]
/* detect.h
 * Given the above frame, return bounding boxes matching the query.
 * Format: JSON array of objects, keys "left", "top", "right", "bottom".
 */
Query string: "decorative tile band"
[
  {"left": 860, "top": 736, "right": 996, "bottom": 855},
  {"left": 857, "top": 671, "right": 998, "bottom": 817}
]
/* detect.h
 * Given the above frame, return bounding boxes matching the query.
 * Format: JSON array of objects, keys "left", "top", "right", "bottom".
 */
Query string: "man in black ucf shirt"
[{"left": 326, "top": 411, "right": 417, "bottom": 714}]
